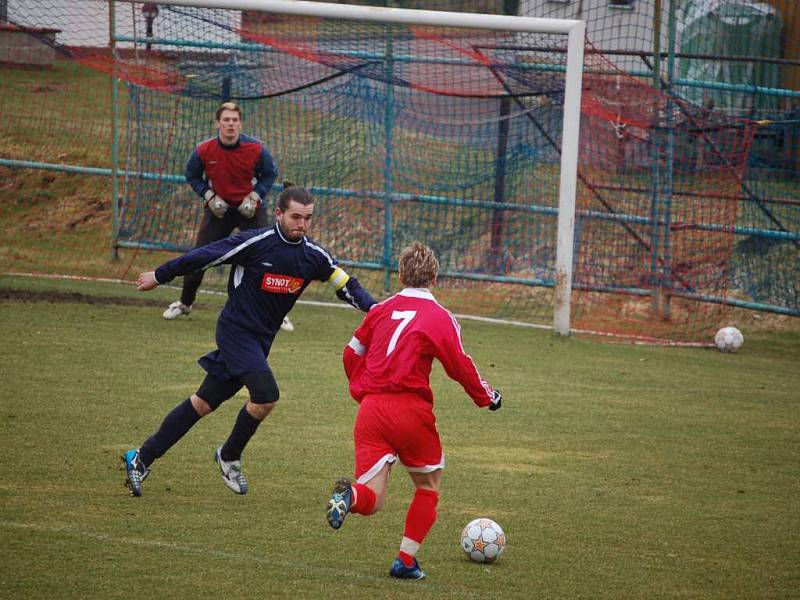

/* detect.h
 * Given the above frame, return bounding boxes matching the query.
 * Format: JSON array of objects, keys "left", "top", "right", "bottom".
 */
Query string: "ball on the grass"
[
  {"left": 714, "top": 326, "right": 743, "bottom": 353},
  {"left": 460, "top": 518, "right": 506, "bottom": 564}
]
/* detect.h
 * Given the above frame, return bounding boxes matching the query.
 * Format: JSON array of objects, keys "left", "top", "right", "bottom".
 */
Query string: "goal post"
[
  {"left": 114, "top": 0, "right": 586, "bottom": 336},
  {"left": 554, "top": 14, "right": 585, "bottom": 337}
]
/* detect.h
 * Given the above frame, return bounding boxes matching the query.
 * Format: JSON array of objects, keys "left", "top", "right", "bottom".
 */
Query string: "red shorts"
[{"left": 353, "top": 392, "right": 445, "bottom": 484}]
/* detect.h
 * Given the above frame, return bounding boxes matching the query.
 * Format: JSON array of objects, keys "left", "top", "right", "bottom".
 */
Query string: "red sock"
[
  {"left": 398, "top": 550, "right": 416, "bottom": 567},
  {"left": 400, "top": 488, "right": 439, "bottom": 564},
  {"left": 351, "top": 482, "right": 376, "bottom": 515}
]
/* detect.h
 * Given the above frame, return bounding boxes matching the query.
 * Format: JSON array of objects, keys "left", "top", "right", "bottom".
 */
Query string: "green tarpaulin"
[{"left": 679, "top": 0, "right": 783, "bottom": 113}]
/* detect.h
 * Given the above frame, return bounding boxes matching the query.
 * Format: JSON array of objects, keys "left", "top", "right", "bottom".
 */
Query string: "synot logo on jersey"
[{"left": 261, "top": 273, "right": 304, "bottom": 294}]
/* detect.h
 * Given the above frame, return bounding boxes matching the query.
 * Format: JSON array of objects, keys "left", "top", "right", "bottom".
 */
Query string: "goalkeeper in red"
[{"left": 325, "top": 242, "right": 502, "bottom": 580}]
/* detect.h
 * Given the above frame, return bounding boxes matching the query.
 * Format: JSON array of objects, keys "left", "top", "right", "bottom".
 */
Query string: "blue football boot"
[
  {"left": 121, "top": 449, "right": 150, "bottom": 497},
  {"left": 389, "top": 557, "right": 426, "bottom": 580},
  {"left": 326, "top": 477, "right": 353, "bottom": 530}
]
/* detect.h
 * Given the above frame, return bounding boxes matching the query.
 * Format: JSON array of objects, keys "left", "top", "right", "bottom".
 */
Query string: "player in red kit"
[{"left": 325, "top": 242, "right": 502, "bottom": 580}]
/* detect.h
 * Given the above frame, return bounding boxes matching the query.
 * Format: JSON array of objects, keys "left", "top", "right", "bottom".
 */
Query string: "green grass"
[
  {"left": 1, "top": 49, "right": 798, "bottom": 598},
  {"left": 0, "top": 59, "right": 124, "bottom": 166},
  {"left": 1, "top": 276, "right": 799, "bottom": 599}
]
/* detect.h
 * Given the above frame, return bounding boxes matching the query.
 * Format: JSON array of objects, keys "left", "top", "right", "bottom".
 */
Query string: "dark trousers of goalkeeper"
[{"left": 179, "top": 205, "right": 269, "bottom": 307}]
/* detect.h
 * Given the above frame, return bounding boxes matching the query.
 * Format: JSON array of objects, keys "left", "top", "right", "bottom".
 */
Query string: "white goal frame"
[{"left": 117, "top": 0, "right": 585, "bottom": 336}]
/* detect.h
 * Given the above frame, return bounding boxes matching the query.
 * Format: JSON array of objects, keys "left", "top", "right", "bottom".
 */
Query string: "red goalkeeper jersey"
[{"left": 343, "top": 288, "right": 496, "bottom": 407}]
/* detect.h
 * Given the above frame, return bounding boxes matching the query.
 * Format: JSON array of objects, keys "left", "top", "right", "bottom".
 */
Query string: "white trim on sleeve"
[{"left": 348, "top": 336, "right": 366, "bottom": 356}]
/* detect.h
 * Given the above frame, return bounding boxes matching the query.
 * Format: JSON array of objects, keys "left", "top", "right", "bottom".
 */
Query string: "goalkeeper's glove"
[
  {"left": 488, "top": 389, "right": 502, "bottom": 411},
  {"left": 238, "top": 191, "right": 261, "bottom": 219},
  {"left": 204, "top": 189, "right": 229, "bottom": 219}
]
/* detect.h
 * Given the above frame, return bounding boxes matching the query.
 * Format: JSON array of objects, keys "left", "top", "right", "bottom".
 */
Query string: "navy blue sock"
[
  {"left": 139, "top": 398, "right": 201, "bottom": 466},
  {"left": 220, "top": 405, "right": 262, "bottom": 461}
]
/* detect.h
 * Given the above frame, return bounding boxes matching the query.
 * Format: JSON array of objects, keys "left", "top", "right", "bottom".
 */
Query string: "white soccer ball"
[
  {"left": 714, "top": 326, "right": 744, "bottom": 353},
  {"left": 460, "top": 518, "right": 506, "bottom": 564}
]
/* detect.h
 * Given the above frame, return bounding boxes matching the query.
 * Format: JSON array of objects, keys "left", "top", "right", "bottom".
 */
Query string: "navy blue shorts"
[{"left": 198, "top": 320, "right": 275, "bottom": 381}]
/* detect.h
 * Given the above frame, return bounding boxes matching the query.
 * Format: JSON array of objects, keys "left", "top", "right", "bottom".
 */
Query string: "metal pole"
[
  {"left": 110, "top": 1, "right": 121, "bottom": 261},
  {"left": 491, "top": 96, "right": 511, "bottom": 272},
  {"left": 660, "top": 0, "right": 679, "bottom": 320},
  {"left": 653, "top": 0, "right": 662, "bottom": 90},
  {"left": 490, "top": 0, "right": 519, "bottom": 273},
  {"left": 382, "top": 23, "right": 395, "bottom": 293},
  {"left": 222, "top": 75, "right": 232, "bottom": 99},
  {"left": 552, "top": 20, "right": 586, "bottom": 336},
  {"left": 116, "top": 0, "right": 580, "bottom": 34}
]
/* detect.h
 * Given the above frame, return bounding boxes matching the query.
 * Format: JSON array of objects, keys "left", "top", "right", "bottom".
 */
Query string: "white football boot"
[
  {"left": 214, "top": 447, "right": 248, "bottom": 495},
  {"left": 163, "top": 301, "right": 191, "bottom": 320}
]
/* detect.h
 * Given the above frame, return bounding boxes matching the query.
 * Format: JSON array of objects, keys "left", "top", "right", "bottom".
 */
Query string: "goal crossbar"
[
  {"left": 115, "top": 0, "right": 585, "bottom": 335},
  {"left": 119, "top": 0, "right": 582, "bottom": 34}
]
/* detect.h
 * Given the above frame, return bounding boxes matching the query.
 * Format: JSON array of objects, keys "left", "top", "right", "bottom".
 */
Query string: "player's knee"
[
  {"left": 244, "top": 372, "right": 280, "bottom": 405},
  {"left": 190, "top": 394, "right": 214, "bottom": 416},
  {"left": 245, "top": 400, "right": 275, "bottom": 422},
  {"left": 204, "top": 395, "right": 225, "bottom": 412}
]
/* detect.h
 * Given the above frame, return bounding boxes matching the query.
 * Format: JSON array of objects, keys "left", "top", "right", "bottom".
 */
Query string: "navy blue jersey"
[{"left": 153, "top": 223, "right": 376, "bottom": 378}]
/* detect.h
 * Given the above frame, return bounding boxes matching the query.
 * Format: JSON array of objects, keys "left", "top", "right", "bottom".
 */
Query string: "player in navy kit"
[
  {"left": 122, "top": 184, "right": 376, "bottom": 497},
  {"left": 325, "top": 242, "right": 502, "bottom": 579}
]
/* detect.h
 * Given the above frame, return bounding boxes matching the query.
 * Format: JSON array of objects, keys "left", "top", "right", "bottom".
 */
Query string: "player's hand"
[
  {"left": 204, "top": 189, "right": 228, "bottom": 219},
  {"left": 238, "top": 191, "right": 261, "bottom": 219},
  {"left": 488, "top": 389, "right": 502, "bottom": 411},
  {"left": 136, "top": 271, "right": 159, "bottom": 291}
]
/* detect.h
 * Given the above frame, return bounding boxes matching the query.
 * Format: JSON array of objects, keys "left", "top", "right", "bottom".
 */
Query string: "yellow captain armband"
[{"left": 327, "top": 266, "right": 350, "bottom": 291}]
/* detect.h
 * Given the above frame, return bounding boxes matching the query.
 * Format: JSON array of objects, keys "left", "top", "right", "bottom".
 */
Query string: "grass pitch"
[{"left": 1, "top": 276, "right": 799, "bottom": 599}]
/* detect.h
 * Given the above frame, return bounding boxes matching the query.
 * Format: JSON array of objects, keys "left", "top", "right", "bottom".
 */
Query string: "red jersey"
[
  {"left": 343, "top": 288, "right": 495, "bottom": 407},
  {"left": 185, "top": 134, "right": 277, "bottom": 206}
]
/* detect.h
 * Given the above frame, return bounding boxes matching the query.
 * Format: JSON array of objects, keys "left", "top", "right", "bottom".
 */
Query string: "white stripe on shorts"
[
  {"left": 404, "top": 453, "right": 446, "bottom": 473},
  {"left": 356, "top": 453, "right": 397, "bottom": 485}
]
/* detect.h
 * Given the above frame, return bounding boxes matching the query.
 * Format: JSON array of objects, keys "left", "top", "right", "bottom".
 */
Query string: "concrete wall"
[
  {"left": 0, "top": 24, "right": 57, "bottom": 67},
  {"left": 522, "top": 0, "right": 665, "bottom": 74},
  {"left": 7, "top": 0, "right": 241, "bottom": 48}
]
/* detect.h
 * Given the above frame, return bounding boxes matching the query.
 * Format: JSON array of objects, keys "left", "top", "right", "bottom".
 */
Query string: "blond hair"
[
  {"left": 215, "top": 101, "right": 241, "bottom": 121},
  {"left": 398, "top": 242, "right": 439, "bottom": 289}
]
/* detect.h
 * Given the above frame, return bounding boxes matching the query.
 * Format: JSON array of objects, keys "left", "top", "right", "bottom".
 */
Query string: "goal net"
[{"left": 1, "top": 0, "right": 758, "bottom": 342}]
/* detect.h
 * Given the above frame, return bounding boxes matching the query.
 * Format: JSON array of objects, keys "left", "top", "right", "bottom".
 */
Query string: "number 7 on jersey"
[{"left": 387, "top": 310, "right": 416, "bottom": 355}]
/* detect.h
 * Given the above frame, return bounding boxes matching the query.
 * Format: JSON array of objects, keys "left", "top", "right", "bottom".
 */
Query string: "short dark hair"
[
  {"left": 277, "top": 181, "right": 313, "bottom": 211},
  {"left": 215, "top": 101, "right": 241, "bottom": 121}
]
